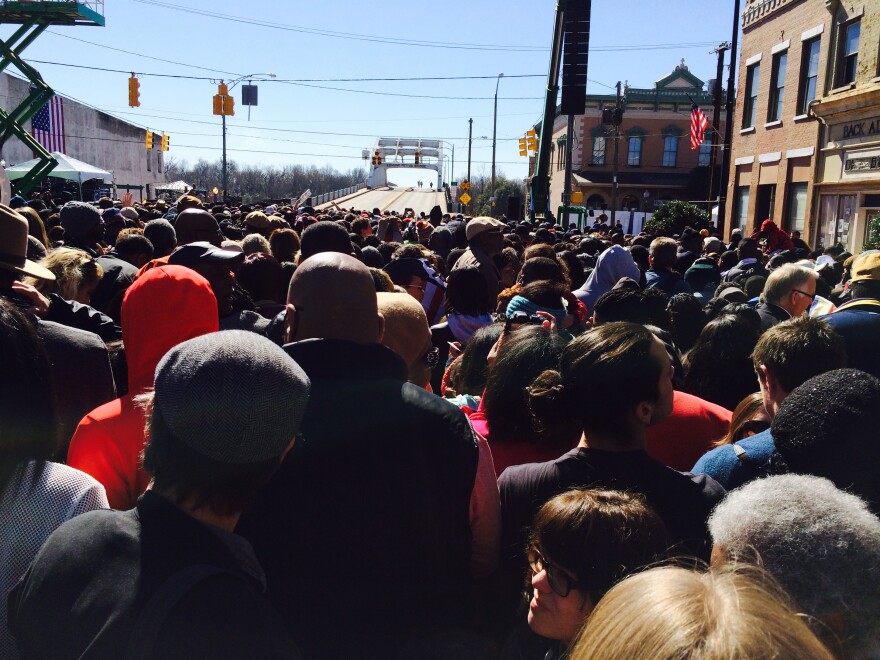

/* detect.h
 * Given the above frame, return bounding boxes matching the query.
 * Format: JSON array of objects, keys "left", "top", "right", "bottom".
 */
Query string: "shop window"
[
  {"left": 836, "top": 19, "right": 860, "bottom": 86},
  {"left": 768, "top": 51, "right": 787, "bottom": 122},
  {"left": 798, "top": 37, "right": 821, "bottom": 114},
  {"left": 735, "top": 186, "right": 750, "bottom": 232},
  {"left": 662, "top": 136, "right": 678, "bottom": 167},
  {"left": 786, "top": 182, "right": 807, "bottom": 233},
  {"left": 743, "top": 62, "right": 760, "bottom": 128}
]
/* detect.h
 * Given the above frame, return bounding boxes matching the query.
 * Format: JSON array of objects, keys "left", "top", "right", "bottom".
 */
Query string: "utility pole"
[
  {"left": 467, "top": 118, "right": 472, "bottom": 212},
  {"left": 611, "top": 80, "right": 621, "bottom": 226},
  {"left": 563, "top": 114, "right": 574, "bottom": 206},
  {"left": 708, "top": 43, "right": 729, "bottom": 218},
  {"left": 718, "top": 0, "right": 741, "bottom": 235},
  {"left": 531, "top": 0, "right": 567, "bottom": 221},
  {"left": 491, "top": 73, "right": 503, "bottom": 212}
]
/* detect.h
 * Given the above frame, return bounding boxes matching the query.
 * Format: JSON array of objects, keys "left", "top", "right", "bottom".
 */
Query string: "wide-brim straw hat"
[{"left": 0, "top": 203, "right": 55, "bottom": 281}]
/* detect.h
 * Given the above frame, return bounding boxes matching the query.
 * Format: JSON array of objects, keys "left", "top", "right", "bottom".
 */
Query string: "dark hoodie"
[{"left": 66, "top": 265, "right": 218, "bottom": 509}]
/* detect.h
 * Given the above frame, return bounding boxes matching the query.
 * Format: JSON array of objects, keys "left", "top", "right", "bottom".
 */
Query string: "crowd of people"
[{"left": 1, "top": 190, "right": 879, "bottom": 659}]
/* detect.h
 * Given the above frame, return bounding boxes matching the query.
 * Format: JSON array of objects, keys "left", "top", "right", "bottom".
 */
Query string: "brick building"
[
  {"left": 725, "top": 0, "right": 832, "bottom": 242},
  {"left": 810, "top": 0, "right": 880, "bottom": 253},
  {"left": 545, "top": 61, "right": 724, "bottom": 220}
]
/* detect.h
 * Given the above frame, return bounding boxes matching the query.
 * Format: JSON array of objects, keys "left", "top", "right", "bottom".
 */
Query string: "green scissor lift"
[{"left": 0, "top": 1, "right": 104, "bottom": 196}]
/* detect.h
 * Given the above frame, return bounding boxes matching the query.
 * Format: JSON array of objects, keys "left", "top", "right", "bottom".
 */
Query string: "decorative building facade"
[
  {"left": 810, "top": 0, "right": 880, "bottom": 253},
  {"left": 546, "top": 61, "right": 723, "bottom": 219}
]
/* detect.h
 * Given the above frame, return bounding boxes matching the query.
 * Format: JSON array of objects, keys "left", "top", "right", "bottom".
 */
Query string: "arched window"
[
  {"left": 626, "top": 127, "right": 645, "bottom": 167},
  {"left": 586, "top": 193, "right": 606, "bottom": 209},
  {"left": 590, "top": 126, "right": 609, "bottom": 166},
  {"left": 661, "top": 125, "right": 682, "bottom": 168}
]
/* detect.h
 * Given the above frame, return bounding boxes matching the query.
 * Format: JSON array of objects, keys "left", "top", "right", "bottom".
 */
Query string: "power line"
[{"left": 131, "top": 0, "right": 721, "bottom": 54}]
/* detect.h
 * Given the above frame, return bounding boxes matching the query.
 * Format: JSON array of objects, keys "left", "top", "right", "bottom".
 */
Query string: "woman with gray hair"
[{"left": 708, "top": 474, "right": 880, "bottom": 658}]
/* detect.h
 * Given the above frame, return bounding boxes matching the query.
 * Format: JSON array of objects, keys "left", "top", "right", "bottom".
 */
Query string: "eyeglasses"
[
  {"left": 402, "top": 283, "right": 425, "bottom": 293},
  {"left": 423, "top": 346, "right": 440, "bottom": 368},
  {"left": 792, "top": 289, "right": 816, "bottom": 302},
  {"left": 528, "top": 546, "right": 584, "bottom": 598}
]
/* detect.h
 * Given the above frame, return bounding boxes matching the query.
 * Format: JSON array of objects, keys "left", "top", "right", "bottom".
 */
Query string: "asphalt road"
[{"left": 317, "top": 186, "right": 447, "bottom": 216}]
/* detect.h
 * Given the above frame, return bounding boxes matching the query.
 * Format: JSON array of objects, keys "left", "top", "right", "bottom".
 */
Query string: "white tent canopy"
[
  {"left": 5, "top": 152, "right": 112, "bottom": 184},
  {"left": 158, "top": 180, "right": 192, "bottom": 192}
]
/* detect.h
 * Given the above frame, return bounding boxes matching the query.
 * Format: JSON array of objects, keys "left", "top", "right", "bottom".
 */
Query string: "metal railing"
[{"left": 313, "top": 184, "right": 365, "bottom": 206}]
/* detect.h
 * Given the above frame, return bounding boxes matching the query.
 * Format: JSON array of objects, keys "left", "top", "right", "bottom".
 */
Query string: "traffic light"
[
  {"left": 414, "top": 150, "right": 421, "bottom": 165},
  {"left": 128, "top": 74, "right": 140, "bottom": 107},
  {"left": 372, "top": 149, "right": 382, "bottom": 165},
  {"left": 145, "top": 130, "right": 153, "bottom": 150},
  {"left": 611, "top": 106, "right": 624, "bottom": 126},
  {"left": 519, "top": 137, "right": 527, "bottom": 157},
  {"left": 526, "top": 129, "right": 538, "bottom": 152},
  {"left": 161, "top": 134, "right": 169, "bottom": 151},
  {"left": 601, "top": 107, "right": 613, "bottom": 125},
  {"left": 213, "top": 83, "right": 234, "bottom": 116}
]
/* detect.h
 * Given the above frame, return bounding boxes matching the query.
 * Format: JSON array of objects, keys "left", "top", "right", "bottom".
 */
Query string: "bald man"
[
  {"left": 237, "top": 252, "right": 486, "bottom": 659},
  {"left": 174, "top": 208, "right": 224, "bottom": 247}
]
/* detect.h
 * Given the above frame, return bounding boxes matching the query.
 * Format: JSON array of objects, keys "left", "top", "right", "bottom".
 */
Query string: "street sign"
[
  {"left": 460, "top": 181, "right": 471, "bottom": 191},
  {"left": 459, "top": 192, "right": 471, "bottom": 205}
]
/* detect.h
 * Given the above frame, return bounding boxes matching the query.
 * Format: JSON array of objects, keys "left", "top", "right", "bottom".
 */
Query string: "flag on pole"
[
  {"left": 690, "top": 102, "right": 709, "bottom": 151},
  {"left": 31, "top": 90, "right": 66, "bottom": 154}
]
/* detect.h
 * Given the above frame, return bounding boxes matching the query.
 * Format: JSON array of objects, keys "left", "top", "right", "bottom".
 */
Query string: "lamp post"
[
  {"left": 220, "top": 72, "right": 275, "bottom": 199},
  {"left": 491, "top": 73, "right": 504, "bottom": 213}
]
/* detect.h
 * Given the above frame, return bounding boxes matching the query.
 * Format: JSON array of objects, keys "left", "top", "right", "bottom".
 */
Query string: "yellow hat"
[{"left": 850, "top": 252, "right": 880, "bottom": 282}]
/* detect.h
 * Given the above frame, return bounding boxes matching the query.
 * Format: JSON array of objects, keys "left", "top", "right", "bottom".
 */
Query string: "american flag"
[
  {"left": 690, "top": 102, "right": 709, "bottom": 151},
  {"left": 31, "top": 91, "right": 66, "bottom": 154}
]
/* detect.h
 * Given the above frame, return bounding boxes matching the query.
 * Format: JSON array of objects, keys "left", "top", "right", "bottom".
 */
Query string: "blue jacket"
[
  {"left": 645, "top": 268, "right": 693, "bottom": 297},
  {"left": 821, "top": 299, "right": 880, "bottom": 380}
]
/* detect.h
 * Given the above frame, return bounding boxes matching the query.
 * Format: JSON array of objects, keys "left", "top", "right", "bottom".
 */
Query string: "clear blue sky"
[{"left": 4, "top": 0, "right": 739, "bottom": 188}]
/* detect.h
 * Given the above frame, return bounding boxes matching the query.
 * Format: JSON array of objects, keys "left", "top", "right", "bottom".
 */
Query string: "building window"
[
  {"left": 592, "top": 136, "right": 606, "bottom": 165},
  {"left": 798, "top": 37, "right": 821, "bottom": 114},
  {"left": 786, "top": 182, "right": 808, "bottom": 233},
  {"left": 743, "top": 62, "right": 760, "bottom": 128},
  {"left": 557, "top": 140, "right": 566, "bottom": 170},
  {"left": 735, "top": 185, "right": 750, "bottom": 232},
  {"left": 768, "top": 51, "right": 787, "bottom": 122},
  {"left": 662, "top": 135, "right": 678, "bottom": 167},
  {"left": 837, "top": 19, "right": 860, "bottom": 86},
  {"left": 697, "top": 128, "right": 712, "bottom": 166},
  {"left": 627, "top": 136, "right": 642, "bottom": 166}
]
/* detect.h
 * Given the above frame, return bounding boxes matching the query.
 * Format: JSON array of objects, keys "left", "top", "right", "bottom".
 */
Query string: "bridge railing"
[{"left": 313, "top": 184, "right": 365, "bottom": 206}]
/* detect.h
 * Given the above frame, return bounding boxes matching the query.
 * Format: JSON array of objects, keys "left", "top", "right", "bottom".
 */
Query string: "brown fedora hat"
[{"left": 0, "top": 203, "right": 55, "bottom": 281}]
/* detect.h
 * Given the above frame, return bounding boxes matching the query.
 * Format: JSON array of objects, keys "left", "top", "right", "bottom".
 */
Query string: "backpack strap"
[{"left": 126, "top": 564, "right": 238, "bottom": 660}]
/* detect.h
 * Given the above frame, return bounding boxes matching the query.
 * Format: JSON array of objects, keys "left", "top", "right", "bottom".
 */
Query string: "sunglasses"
[
  {"left": 423, "top": 346, "right": 440, "bottom": 368},
  {"left": 528, "top": 546, "right": 584, "bottom": 598},
  {"left": 792, "top": 288, "right": 816, "bottom": 302}
]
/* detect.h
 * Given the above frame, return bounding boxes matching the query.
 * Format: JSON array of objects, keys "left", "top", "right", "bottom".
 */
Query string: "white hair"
[
  {"left": 760, "top": 263, "right": 817, "bottom": 304},
  {"left": 708, "top": 474, "right": 880, "bottom": 657},
  {"left": 240, "top": 233, "right": 271, "bottom": 256}
]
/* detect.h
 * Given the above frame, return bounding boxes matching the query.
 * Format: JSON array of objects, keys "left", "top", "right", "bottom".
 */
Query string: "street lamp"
[
  {"left": 220, "top": 72, "right": 275, "bottom": 199},
  {"left": 491, "top": 73, "right": 504, "bottom": 214}
]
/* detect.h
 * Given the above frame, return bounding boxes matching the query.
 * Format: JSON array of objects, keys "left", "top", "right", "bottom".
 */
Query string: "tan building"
[
  {"left": 546, "top": 61, "right": 723, "bottom": 221},
  {"left": 0, "top": 72, "right": 167, "bottom": 200},
  {"left": 725, "top": 0, "right": 832, "bottom": 242},
  {"left": 811, "top": 0, "right": 880, "bottom": 253}
]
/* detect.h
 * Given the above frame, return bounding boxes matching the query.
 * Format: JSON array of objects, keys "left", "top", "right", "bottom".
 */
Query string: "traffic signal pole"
[{"left": 529, "top": 0, "right": 567, "bottom": 221}]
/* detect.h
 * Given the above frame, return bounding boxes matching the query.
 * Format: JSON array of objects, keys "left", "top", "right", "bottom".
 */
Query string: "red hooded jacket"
[
  {"left": 751, "top": 219, "right": 794, "bottom": 254},
  {"left": 67, "top": 265, "right": 218, "bottom": 509}
]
